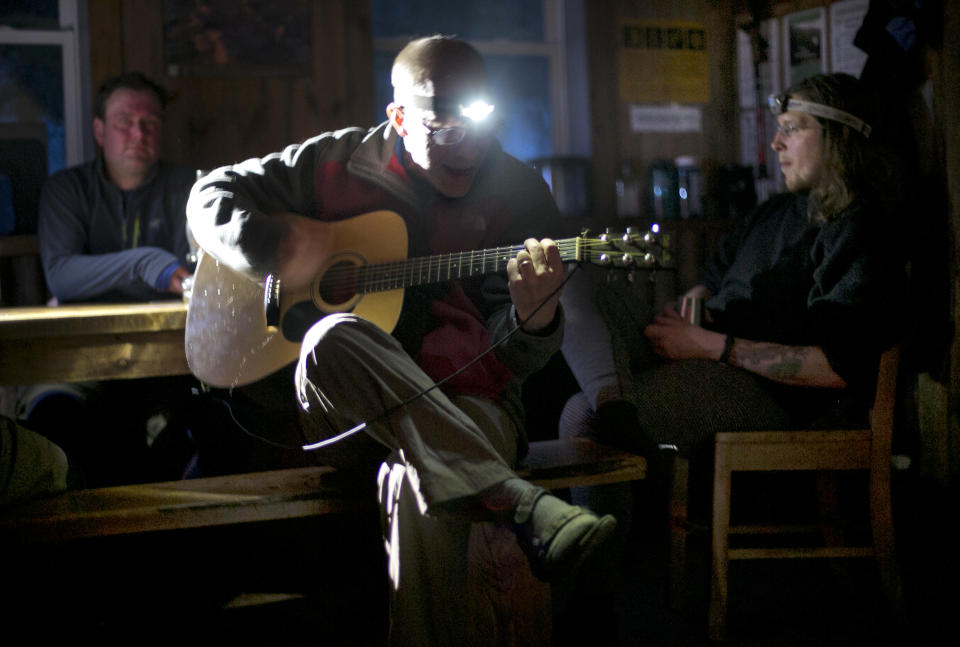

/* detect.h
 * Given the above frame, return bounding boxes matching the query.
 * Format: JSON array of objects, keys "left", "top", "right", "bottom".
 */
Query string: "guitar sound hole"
[{"left": 317, "top": 260, "right": 359, "bottom": 306}]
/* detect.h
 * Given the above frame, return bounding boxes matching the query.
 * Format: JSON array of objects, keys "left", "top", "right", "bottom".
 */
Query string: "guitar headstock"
[{"left": 577, "top": 224, "right": 671, "bottom": 270}]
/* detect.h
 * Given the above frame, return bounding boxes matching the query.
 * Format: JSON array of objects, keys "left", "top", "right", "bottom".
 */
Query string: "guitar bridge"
[{"left": 264, "top": 274, "right": 281, "bottom": 328}]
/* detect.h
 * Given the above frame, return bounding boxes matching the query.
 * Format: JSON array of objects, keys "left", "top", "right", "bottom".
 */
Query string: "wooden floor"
[
  {"left": 552, "top": 468, "right": 958, "bottom": 647},
  {"left": 4, "top": 467, "right": 956, "bottom": 646}
]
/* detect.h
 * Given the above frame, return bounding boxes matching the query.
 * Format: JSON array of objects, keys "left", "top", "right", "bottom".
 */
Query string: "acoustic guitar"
[{"left": 185, "top": 210, "right": 665, "bottom": 388}]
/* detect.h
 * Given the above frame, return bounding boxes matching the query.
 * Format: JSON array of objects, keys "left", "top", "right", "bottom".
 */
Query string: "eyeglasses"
[
  {"left": 424, "top": 124, "right": 470, "bottom": 146},
  {"left": 398, "top": 94, "right": 501, "bottom": 146},
  {"left": 420, "top": 118, "right": 502, "bottom": 146},
  {"left": 774, "top": 121, "right": 818, "bottom": 138}
]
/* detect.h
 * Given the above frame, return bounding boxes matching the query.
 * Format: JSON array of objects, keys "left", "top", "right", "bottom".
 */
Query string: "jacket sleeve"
[
  {"left": 482, "top": 155, "right": 565, "bottom": 381},
  {"left": 38, "top": 172, "right": 181, "bottom": 302},
  {"left": 485, "top": 273, "right": 564, "bottom": 382},
  {"left": 806, "top": 210, "right": 906, "bottom": 391},
  {"left": 186, "top": 133, "right": 338, "bottom": 280}
]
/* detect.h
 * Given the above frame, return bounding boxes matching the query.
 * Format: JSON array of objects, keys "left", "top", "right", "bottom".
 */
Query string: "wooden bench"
[
  {"left": 0, "top": 437, "right": 645, "bottom": 544},
  {"left": 0, "top": 437, "right": 643, "bottom": 645}
]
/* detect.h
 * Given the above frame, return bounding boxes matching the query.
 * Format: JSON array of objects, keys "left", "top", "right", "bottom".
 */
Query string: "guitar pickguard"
[{"left": 281, "top": 300, "right": 327, "bottom": 343}]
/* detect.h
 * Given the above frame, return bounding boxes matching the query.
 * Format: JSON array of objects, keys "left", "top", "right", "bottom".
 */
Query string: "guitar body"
[{"left": 185, "top": 211, "right": 407, "bottom": 387}]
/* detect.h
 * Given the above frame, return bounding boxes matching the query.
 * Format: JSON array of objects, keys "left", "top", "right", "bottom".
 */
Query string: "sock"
[{"left": 476, "top": 477, "right": 540, "bottom": 517}]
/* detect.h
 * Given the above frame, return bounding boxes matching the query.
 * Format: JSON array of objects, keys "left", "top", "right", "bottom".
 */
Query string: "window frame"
[
  {"left": 0, "top": 0, "right": 93, "bottom": 168},
  {"left": 372, "top": 0, "right": 588, "bottom": 159}
]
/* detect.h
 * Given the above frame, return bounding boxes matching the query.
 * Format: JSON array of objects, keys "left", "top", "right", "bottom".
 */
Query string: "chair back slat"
[{"left": 869, "top": 345, "right": 900, "bottom": 471}]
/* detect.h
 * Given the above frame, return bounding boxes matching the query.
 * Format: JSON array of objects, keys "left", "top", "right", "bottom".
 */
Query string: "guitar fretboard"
[{"left": 320, "top": 237, "right": 587, "bottom": 294}]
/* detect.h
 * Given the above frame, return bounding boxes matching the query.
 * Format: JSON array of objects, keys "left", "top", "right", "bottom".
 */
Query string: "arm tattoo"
[{"left": 736, "top": 344, "right": 810, "bottom": 380}]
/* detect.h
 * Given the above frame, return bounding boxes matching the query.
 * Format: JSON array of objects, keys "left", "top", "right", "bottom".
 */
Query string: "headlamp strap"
[
  {"left": 788, "top": 98, "right": 871, "bottom": 137},
  {"left": 770, "top": 94, "right": 871, "bottom": 138},
  {"left": 768, "top": 94, "right": 870, "bottom": 137}
]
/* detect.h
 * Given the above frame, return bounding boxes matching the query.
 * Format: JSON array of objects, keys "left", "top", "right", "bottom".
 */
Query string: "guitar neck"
[{"left": 348, "top": 236, "right": 584, "bottom": 294}]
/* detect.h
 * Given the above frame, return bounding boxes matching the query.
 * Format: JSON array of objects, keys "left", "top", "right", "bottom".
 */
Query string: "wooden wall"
[
  {"left": 88, "top": 0, "right": 373, "bottom": 170},
  {"left": 584, "top": 0, "right": 739, "bottom": 228},
  {"left": 932, "top": 0, "right": 960, "bottom": 484}
]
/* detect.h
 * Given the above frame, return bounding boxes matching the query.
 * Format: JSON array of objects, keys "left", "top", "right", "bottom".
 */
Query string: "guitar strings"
[{"left": 316, "top": 237, "right": 659, "bottom": 293}]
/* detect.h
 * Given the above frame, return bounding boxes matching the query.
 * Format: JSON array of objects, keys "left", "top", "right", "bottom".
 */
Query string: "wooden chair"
[
  {"left": 669, "top": 346, "right": 904, "bottom": 641},
  {"left": 709, "top": 345, "right": 904, "bottom": 640}
]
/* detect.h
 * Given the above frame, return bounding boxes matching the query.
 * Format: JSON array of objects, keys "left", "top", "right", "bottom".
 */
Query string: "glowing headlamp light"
[
  {"left": 460, "top": 100, "right": 495, "bottom": 122},
  {"left": 768, "top": 93, "right": 871, "bottom": 138},
  {"left": 404, "top": 94, "right": 495, "bottom": 122}
]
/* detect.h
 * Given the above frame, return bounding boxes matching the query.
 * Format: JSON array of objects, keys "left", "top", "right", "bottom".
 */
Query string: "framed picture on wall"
[
  {"left": 781, "top": 7, "right": 826, "bottom": 87},
  {"left": 162, "top": 0, "right": 312, "bottom": 78}
]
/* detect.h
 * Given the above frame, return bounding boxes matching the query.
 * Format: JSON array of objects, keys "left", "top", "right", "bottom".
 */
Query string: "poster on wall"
[
  {"left": 162, "top": 0, "right": 312, "bottom": 78},
  {"left": 830, "top": 0, "right": 870, "bottom": 77},
  {"left": 782, "top": 7, "right": 826, "bottom": 87},
  {"left": 619, "top": 20, "right": 709, "bottom": 104}
]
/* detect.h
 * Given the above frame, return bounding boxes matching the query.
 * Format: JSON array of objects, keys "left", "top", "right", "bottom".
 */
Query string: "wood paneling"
[
  {"left": 936, "top": 0, "right": 960, "bottom": 483},
  {"left": 88, "top": 0, "right": 373, "bottom": 170},
  {"left": 87, "top": 0, "right": 124, "bottom": 112}
]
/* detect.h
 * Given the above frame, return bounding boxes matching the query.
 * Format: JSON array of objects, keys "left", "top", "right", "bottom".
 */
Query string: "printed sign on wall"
[{"left": 619, "top": 21, "right": 709, "bottom": 104}]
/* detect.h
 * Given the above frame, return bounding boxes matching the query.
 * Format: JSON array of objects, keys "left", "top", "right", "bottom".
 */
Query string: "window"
[
  {"left": 371, "top": 0, "right": 589, "bottom": 163},
  {"left": 0, "top": 0, "right": 92, "bottom": 174}
]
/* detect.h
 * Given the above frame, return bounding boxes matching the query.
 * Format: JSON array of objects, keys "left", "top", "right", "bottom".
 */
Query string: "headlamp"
[
  {"left": 460, "top": 100, "right": 495, "bottom": 122},
  {"left": 404, "top": 94, "right": 496, "bottom": 122},
  {"left": 767, "top": 93, "right": 871, "bottom": 138}
]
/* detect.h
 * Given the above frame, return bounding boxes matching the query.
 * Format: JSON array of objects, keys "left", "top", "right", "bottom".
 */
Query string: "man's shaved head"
[{"left": 391, "top": 35, "right": 488, "bottom": 110}]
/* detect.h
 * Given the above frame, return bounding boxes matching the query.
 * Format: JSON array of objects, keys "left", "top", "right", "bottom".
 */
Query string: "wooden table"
[{"left": 0, "top": 301, "right": 190, "bottom": 385}]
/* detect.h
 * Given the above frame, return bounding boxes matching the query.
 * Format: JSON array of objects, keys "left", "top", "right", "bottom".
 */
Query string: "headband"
[{"left": 768, "top": 94, "right": 871, "bottom": 138}]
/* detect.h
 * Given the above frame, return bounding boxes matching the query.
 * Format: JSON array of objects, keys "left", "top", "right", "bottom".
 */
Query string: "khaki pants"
[{"left": 0, "top": 416, "right": 68, "bottom": 505}]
